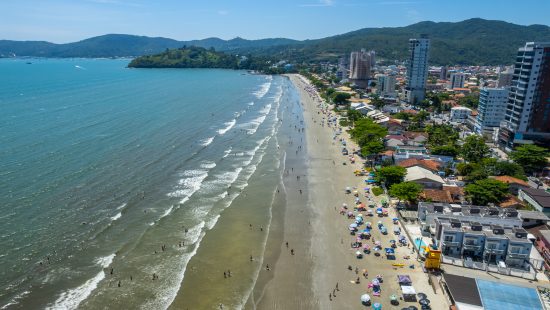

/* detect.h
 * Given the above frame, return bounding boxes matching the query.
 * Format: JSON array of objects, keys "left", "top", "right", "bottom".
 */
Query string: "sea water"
[{"left": 0, "top": 58, "right": 300, "bottom": 309}]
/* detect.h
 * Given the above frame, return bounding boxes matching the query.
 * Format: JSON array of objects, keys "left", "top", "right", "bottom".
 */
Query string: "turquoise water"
[{"left": 0, "top": 58, "right": 287, "bottom": 309}]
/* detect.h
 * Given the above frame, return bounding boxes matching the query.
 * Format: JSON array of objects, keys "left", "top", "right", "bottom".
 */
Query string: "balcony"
[
  {"left": 485, "top": 247, "right": 505, "bottom": 254},
  {"left": 442, "top": 241, "right": 460, "bottom": 247},
  {"left": 507, "top": 251, "right": 529, "bottom": 258},
  {"left": 463, "top": 243, "right": 483, "bottom": 250}
]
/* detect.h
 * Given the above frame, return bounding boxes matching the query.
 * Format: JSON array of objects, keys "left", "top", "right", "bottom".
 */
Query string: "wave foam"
[
  {"left": 217, "top": 119, "right": 236, "bottom": 135},
  {"left": 47, "top": 254, "right": 115, "bottom": 310},
  {"left": 200, "top": 136, "right": 214, "bottom": 147},
  {"left": 253, "top": 82, "right": 271, "bottom": 99}
]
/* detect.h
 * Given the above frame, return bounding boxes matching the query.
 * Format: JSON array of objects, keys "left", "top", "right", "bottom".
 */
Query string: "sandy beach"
[{"left": 251, "top": 74, "right": 448, "bottom": 309}]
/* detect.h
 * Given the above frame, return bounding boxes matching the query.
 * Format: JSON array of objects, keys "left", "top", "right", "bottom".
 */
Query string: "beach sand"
[{"left": 250, "top": 74, "right": 449, "bottom": 309}]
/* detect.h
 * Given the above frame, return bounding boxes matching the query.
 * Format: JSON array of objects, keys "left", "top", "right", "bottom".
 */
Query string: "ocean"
[{"left": 0, "top": 58, "right": 303, "bottom": 309}]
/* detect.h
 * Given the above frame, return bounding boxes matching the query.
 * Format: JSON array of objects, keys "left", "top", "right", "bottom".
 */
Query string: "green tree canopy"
[
  {"left": 332, "top": 92, "right": 351, "bottom": 104},
  {"left": 431, "top": 144, "right": 460, "bottom": 158},
  {"left": 349, "top": 118, "right": 388, "bottom": 156},
  {"left": 376, "top": 165, "right": 406, "bottom": 187},
  {"left": 389, "top": 181, "right": 422, "bottom": 203},
  {"left": 510, "top": 144, "right": 549, "bottom": 175},
  {"left": 461, "top": 135, "right": 490, "bottom": 162},
  {"left": 426, "top": 124, "right": 459, "bottom": 147},
  {"left": 465, "top": 179, "right": 509, "bottom": 205}
]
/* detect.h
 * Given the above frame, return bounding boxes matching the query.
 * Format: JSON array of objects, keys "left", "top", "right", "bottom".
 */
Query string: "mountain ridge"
[{"left": 2, "top": 18, "right": 550, "bottom": 65}]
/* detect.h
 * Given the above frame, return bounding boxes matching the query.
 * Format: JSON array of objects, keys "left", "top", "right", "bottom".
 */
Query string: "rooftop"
[
  {"left": 405, "top": 166, "right": 445, "bottom": 184},
  {"left": 398, "top": 158, "right": 441, "bottom": 172},
  {"left": 520, "top": 187, "right": 550, "bottom": 209},
  {"left": 518, "top": 210, "right": 550, "bottom": 221},
  {"left": 421, "top": 202, "right": 520, "bottom": 220},
  {"left": 493, "top": 175, "right": 529, "bottom": 187}
]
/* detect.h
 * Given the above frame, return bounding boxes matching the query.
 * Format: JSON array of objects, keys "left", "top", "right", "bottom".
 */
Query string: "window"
[{"left": 444, "top": 236, "right": 453, "bottom": 242}]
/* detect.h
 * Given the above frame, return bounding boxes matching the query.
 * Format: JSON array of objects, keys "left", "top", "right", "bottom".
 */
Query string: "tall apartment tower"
[
  {"left": 475, "top": 87, "right": 509, "bottom": 135},
  {"left": 377, "top": 74, "right": 397, "bottom": 97},
  {"left": 448, "top": 73, "right": 466, "bottom": 89},
  {"left": 497, "top": 67, "right": 514, "bottom": 88},
  {"left": 440, "top": 66, "right": 448, "bottom": 80},
  {"left": 349, "top": 49, "right": 372, "bottom": 88},
  {"left": 405, "top": 36, "right": 430, "bottom": 104},
  {"left": 498, "top": 42, "right": 550, "bottom": 151}
]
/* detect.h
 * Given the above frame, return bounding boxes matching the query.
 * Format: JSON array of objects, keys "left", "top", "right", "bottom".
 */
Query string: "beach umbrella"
[
  {"left": 419, "top": 299, "right": 430, "bottom": 305},
  {"left": 417, "top": 293, "right": 427, "bottom": 300},
  {"left": 350, "top": 223, "right": 358, "bottom": 228},
  {"left": 390, "top": 294, "right": 398, "bottom": 301},
  {"left": 360, "top": 294, "right": 371, "bottom": 303},
  {"left": 357, "top": 213, "right": 363, "bottom": 217},
  {"left": 371, "top": 278, "right": 380, "bottom": 286},
  {"left": 373, "top": 303, "right": 382, "bottom": 310},
  {"left": 393, "top": 217, "right": 399, "bottom": 221}
]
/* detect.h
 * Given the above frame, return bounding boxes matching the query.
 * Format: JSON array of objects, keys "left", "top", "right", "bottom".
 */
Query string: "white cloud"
[{"left": 300, "top": 0, "right": 335, "bottom": 7}]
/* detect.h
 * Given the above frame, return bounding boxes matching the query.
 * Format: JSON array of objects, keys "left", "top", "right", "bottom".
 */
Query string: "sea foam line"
[
  {"left": 217, "top": 119, "right": 236, "bottom": 135},
  {"left": 47, "top": 254, "right": 116, "bottom": 310},
  {"left": 252, "top": 82, "right": 271, "bottom": 99},
  {"left": 200, "top": 136, "right": 215, "bottom": 147}
]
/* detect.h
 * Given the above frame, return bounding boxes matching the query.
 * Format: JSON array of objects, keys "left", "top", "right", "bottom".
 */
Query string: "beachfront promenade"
[{"left": 276, "top": 74, "right": 447, "bottom": 309}]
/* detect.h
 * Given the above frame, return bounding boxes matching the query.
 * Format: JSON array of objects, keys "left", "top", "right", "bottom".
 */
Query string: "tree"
[
  {"left": 494, "top": 161, "right": 526, "bottom": 180},
  {"left": 465, "top": 179, "right": 509, "bottom": 205},
  {"left": 332, "top": 92, "right": 351, "bottom": 104},
  {"left": 346, "top": 109, "right": 363, "bottom": 125},
  {"left": 461, "top": 135, "right": 490, "bottom": 162},
  {"left": 431, "top": 144, "right": 460, "bottom": 158},
  {"left": 510, "top": 144, "right": 549, "bottom": 175},
  {"left": 426, "top": 124, "right": 459, "bottom": 146},
  {"left": 376, "top": 165, "right": 406, "bottom": 187},
  {"left": 361, "top": 140, "right": 385, "bottom": 157},
  {"left": 389, "top": 182, "right": 422, "bottom": 204}
]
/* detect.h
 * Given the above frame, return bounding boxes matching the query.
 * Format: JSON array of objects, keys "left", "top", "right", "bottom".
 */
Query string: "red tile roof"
[
  {"left": 398, "top": 158, "right": 441, "bottom": 172},
  {"left": 499, "top": 195, "right": 524, "bottom": 208},
  {"left": 493, "top": 176, "right": 529, "bottom": 187}
]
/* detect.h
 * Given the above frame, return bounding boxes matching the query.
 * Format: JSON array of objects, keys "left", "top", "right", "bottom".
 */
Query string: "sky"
[{"left": 2, "top": 0, "right": 550, "bottom": 43}]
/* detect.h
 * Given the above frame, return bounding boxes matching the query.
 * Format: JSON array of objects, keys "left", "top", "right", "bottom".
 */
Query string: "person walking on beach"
[
  {"left": 291, "top": 249, "right": 294, "bottom": 255},
  {"left": 285, "top": 241, "right": 288, "bottom": 248},
  {"left": 336, "top": 282, "right": 339, "bottom": 291},
  {"left": 266, "top": 264, "right": 270, "bottom": 271},
  {"left": 227, "top": 270, "right": 231, "bottom": 277},
  {"left": 224, "top": 271, "right": 227, "bottom": 278}
]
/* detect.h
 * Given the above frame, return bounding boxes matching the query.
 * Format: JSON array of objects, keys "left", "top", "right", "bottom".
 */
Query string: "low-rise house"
[
  {"left": 492, "top": 176, "right": 529, "bottom": 195},
  {"left": 398, "top": 158, "right": 442, "bottom": 173},
  {"left": 462, "top": 226, "right": 486, "bottom": 260},
  {"left": 533, "top": 229, "right": 550, "bottom": 271},
  {"left": 382, "top": 104, "right": 403, "bottom": 114},
  {"left": 484, "top": 226, "right": 509, "bottom": 264},
  {"left": 402, "top": 131, "right": 428, "bottom": 146},
  {"left": 518, "top": 210, "right": 550, "bottom": 228},
  {"left": 421, "top": 186, "right": 464, "bottom": 204},
  {"left": 505, "top": 228, "right": 532, "bottom": 268},
  {"left": 450, "top": 106, "right": 472, "bottom": 123},
  {"left": 405, "top": 166, "right": 445, "bottom": 189},
  {"left": 394, "top": 145, "right": 428, "bottom": 161},
  {"left": 384, "top": 135, "right": 407, "bottom": 149},
  {"left": 518, "top": 187, "right": 550, "bottom": 215},
  {"left": 384, "top": 119, "right": 407, "bottom": 134}
]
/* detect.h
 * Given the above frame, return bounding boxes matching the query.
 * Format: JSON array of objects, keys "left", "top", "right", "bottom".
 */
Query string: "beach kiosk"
[{"left": 423, "top": 246, "right": 442, "bottom": 270}]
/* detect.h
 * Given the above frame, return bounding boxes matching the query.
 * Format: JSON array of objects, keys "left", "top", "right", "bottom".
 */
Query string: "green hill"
[
  {"left": 127, "top": 46, "right": 241, "bottom": 69},
  {"left": 2, "top": 19, "right": 550, "bottom": 65},
  {"left": 250, "top": 18, "right": 550, "bottom": 65}
]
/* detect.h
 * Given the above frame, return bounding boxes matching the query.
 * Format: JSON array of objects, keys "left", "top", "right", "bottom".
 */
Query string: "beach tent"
[{"left": 401, "top": 285, "right": 417, "bottom": 302}]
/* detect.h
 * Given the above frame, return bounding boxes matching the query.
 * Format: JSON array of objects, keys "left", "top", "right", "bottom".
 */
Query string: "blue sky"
[{"left": 2, "top": 0, "right": 550, "bottom": 43}]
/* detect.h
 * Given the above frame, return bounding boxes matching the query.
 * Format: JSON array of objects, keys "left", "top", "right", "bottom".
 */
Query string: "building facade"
[
  {"left": 377, "top": 74, "right": 397, "bottom": 98},
  {"left": 405, "top": 37, "right": 430, "bottom": 105},
  {"left": 450, "top": 106, "right": 472, "bottom": 123},
  {"left": 448, "top": 73, "right": 465, "bottom": 89},
  {"left": 475, "top": 87, "right": 509, "bottom": 135},
  {"left": 349, "top": 49, "right": 373, "bottom": 88},
  {"left": 498, "top": 42, "right": 550, "bottom": 151},
  {"left": 497, "top": 67, "right": 514, "bottom": 88}
]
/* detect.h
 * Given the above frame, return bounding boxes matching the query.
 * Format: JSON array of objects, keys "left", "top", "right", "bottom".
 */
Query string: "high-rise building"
[
  {"left": 349, "top": 49, "right": 372, "bottom": 87},
  {"left": 497, "top": 67, "right": 514, "bottom": 88},
  {"left": 369, "top": 50, "right": 376, "bottom": 68},
  {"left": 448, "top": 73, "right": 465, "bottom": 89},
  {"left": 405, "top": 37, "right": 430, "bottom": 104},
  {"left": 377, "top": 74, "right": 397, "bottom": 98},
  {"left": 440, "top": 66, "right": 448, "bottom": 80},
  {"left": 475, "top": 87, "right": 509, "bottom": 135},
  {"left": 498, "top": 42, "right": 550, "bottom": 151}
]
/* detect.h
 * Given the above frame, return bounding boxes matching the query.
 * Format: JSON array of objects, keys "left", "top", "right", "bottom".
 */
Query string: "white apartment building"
[
  {"left": 405, "top": 37, "right": 429, "bottom": 104},
  {"left": 475, "top": 87, "right": 509, "bottom": 135},
  {"left": 377, "top": 74, "right": 397, "bottom": 98},
  {"left": 448, "top": 73, "right": 465, "bottom": 89},
  {"left": 450, "top": 106, "right": 472, "bottom": 123}
]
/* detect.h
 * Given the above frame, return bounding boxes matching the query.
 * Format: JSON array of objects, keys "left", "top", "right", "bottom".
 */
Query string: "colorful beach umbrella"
[{"left": 373, "top": 302, "right": 382, "bottom": 310}]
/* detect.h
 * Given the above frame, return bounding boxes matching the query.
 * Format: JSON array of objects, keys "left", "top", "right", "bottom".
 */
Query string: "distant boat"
[{"left": 26, "top": 62, "right": 32, "bottom": 64}]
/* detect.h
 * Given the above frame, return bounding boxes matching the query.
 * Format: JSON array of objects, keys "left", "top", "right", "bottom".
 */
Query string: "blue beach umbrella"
[{"left": 373, "top": 302, "right": 382, "bottom": 310}]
